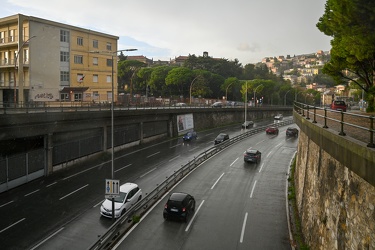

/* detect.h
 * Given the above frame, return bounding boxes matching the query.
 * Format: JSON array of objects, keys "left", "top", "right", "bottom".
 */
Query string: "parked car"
[
  {"left": 211, "top": 102, "right": 223, "bottom": 108},
  {"left": 242, "top": 121, "right": 254, "bottom": 129},
  {"left": 100, "top": 183, "right": 142, "bottom": 218},
  {"left": 330, "top": 100, "right": 347, "bottom": 112},
  {"left": 274, "top": 114, "right": 283, "bottom": 120},
  {"left": 173, "top": 102, "right": 187, "bottom": 107},
  {"left": 286, "top": 127, "right": 299, "bottom": 137},
  {"left": 244, "top": 148, "right": 262, "bottom": 164},
  {"left": 214, "top": 133, "right": 229, "bottom": 144},
  {"left": 183, "top": 131, "right": 197, "bottom": 141},
  {"left": 163, "top": 192, "right": 195, "bottom": 222},
  {"left": 266, "top": 126, "right": 279, "bottom": 135}
]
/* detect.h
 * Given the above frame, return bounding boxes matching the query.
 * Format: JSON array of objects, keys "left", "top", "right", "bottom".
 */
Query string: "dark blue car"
[{"left": 183, "top": 131, "right": 197, "bottom": 141}]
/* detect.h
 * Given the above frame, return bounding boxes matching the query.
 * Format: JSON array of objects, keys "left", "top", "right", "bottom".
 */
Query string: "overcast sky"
[{"left": 1, "top": 0, "right": 331, "bottom": 65}]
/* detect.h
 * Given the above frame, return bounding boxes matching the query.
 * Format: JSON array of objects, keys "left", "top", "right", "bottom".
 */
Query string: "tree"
[
  {"left": 149, "top": 66, "right": 175, "bottom": 97},
  {"left": 117, "top": 60, "right": 146, "bottom": 95},
  {"left": 316, "top": 0, "right": 375, "bottom": 111},
  {"left": 165, "top": 67, "right": 193, "bottom": 96}
]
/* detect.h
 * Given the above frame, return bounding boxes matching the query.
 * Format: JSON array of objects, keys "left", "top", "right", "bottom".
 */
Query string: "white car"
[
  {"left": 100, "top": 183, "right": 142, "bottom": 218},
  {"left": 274, "top": 114, "right": 283, "bottom": 120}
]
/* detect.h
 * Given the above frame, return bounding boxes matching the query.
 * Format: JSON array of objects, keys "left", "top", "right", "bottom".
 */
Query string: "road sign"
[{"left": 105, "top": 179, "right": 120, "bottom": 198}]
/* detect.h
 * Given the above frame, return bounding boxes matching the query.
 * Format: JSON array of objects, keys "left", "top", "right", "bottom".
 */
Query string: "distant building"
[
  {"left": 126, "top": 55, "right": 153, "bottom": 66},
  {"left": 0, "top": 13, "right": 119, "bottom": 104}
]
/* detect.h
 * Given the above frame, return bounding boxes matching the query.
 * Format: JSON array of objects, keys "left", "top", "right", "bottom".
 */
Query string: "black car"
[
  {"left": 163, "top": 192, "right": 195, "bottom": 222},
  {"left": 214, "top": 133, "right": 229, "bottom": 144},
  {"left": 244, "top": 149, "right": 262, "bottom": 164},
  {"left": 242, "top": 121, "right": 254, "bottom": 129},
  {"left": 286, "top": 127, "right": 299, "bottom": 137}
]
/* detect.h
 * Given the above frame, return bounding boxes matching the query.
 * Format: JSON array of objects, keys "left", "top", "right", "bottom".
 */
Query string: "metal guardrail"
[
  {"left": 294, "top": 102, "right": 375, "bottom": 148},
  {"left": 88, "top": 119, "right": 294, "bottom": 250}
]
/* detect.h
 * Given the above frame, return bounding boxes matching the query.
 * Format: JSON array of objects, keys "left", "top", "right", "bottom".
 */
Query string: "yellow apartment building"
[{"left": 0, "top": 13, "right": 119, "bottom": 106}]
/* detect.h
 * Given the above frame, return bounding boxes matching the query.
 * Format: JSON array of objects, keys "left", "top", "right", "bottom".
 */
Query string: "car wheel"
[
  {"left": 138, "top": 195, "right": 142, "bottom": 201},
  {"left": 121, "top": 209, "right": 126, "bottom": 216},
  {"left": 184, "top": 213, "right": 188, "bottom": 223}
]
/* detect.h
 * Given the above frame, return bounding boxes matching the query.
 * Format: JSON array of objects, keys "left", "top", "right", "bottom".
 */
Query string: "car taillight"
[
  {"left": 164, "top": 204, "right": 168, "bottom": 209},
  {"left": 182, "top": 207, "right": 186, "bottom": 212}
]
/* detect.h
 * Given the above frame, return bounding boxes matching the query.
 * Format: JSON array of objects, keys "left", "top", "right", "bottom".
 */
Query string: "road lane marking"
[
  {"left": 94, "top": 199, "right": 105, "bottom": 208},
  {"left": 29, "top": 227, "right": 65, "bottom": 250},
  {"left": 240, "top": 212, "right": 248, "bottom": 243},
  {"left": 115, "top": 164, "right": 132, "bottom": 172},
  {"left": 147, "top": 151, "right": 160, "bottom": 158},
  {"left": 211, "top": 173, "right": 225, "bottom": 189},
  {"left": 0, "top": 218, "right": 25, "bottom": 233},
  {"left": 63, "top": 165, "right": 98, "bottom": 180},
  {"left": 140, "top": 168, "right": 157, "bottom": 178},
  {"left": 267, "top": 151, "right": 273, "bottom": 158},
  {"left": 230, "top": 158, "right": 238, "bottom": 166},
  {"left": 250, "top": 180, "right": 257, "bottom": 198},
  {"left": 46, "top": 182, "right": 57, "bottom": 187},
  {"left": 24, "top": 189, "right": 40, "bottom": 197},
  {"left": 185, "top": 200, "right": 205, "bottom": 232},
  {"left": 59, "top": 184, "right": 89, "bottom": 200},
  {"left": 275, "top": 142, "right": 282, "bottom": 148},
  {"left": 0, "top": 200, "right": 14, "bottom": 208},
  {"left": 188, "top": 147, "right": 199, "bottom": 152},
  {"left": 170, "top": 144, "right": 181, "bottom": 149},
  {"left": 258, "top": 163, "right": 265, "bottom": 173},
  {"left": 169, "top": 155, "right": 180, "bottom": 162}
]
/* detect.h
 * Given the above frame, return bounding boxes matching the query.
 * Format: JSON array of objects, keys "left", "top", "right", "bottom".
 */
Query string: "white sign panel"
[
  {"left": 177, "top": 114, "right": 194, "bottom": 133},
  {"left": 105, "top": 179, "right": 120, "bottom": 198}
]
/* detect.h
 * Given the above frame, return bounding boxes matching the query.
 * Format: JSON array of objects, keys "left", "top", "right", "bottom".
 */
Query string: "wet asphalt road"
[{"left": 0, "top": 118, "right": 297, "bottom": 250}]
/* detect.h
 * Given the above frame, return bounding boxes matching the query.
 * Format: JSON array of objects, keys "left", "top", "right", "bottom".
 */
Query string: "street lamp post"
[
  {"left": 14, "top": 35, "right": 36, "bottom": 106},
  {"left": 225, "top": 82, "right": 233, "bottom": 104},
  {"left": 90, "top": 48, "right": 137, "bottom": 220},
  {"left": 244, "top": 81, "right": 248, "bottom": 132},
  {"left": 253, "top": 84, "right": 263, "bottom": 107},
  {"left": 190, "top": 75, "right": 201, "bottom": 105}
]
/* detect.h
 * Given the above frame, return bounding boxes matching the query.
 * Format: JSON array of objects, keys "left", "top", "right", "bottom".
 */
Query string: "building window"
[
  {"left": 9, "top": 30, "right": 15, "bottom": 42},
  {"left": 77, "top": 74, "right": 84, "bottom": 82},
  {"left": 0, "top": 31, "right": 4, "bottom": 43},
  {"left": 106, "top": 42, "right": 112, "bottom": 51},
  {"left": 93, "top": 57, "right": 98, "bottom": 65},
  {"left": 74, "top": 93, "right": 82, "bottom": 101},
  {"left": 60, "top": 93, "right": 69, "bottom": 101},
  {"left": 106, "top": 58, "right": 112, "bottom": 67},
  {"left": 60, "top": 30, "right": 70, "bottom": 42},
  {"left": 24, "top": 49, "right": 29, "bottom": 63},
  {"left": 74, "top": 55, "right": 83, "bottom": 64},
  {"left": 60, "top": 71, "right": 70, "bottom": 81},
  {"left": 77, "top": 37, "right": 83, "bottom": 46},
  {"left": 93, "top": 74, "right": 98, "bottom": 83},
  {"left": 60, "top": 51, "right": 69, "bottom": 62},
  {"left": 93, "top": 40, "right": 98, "bottom": 48},
  {"left": 0, "top": 72, "right": 4, "bottom": 86},
  {"left": 106, "top": 75, "right": 111, "bottom": 83}
]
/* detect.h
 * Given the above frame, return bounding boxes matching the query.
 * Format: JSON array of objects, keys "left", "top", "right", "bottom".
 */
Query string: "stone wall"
[{"left": 294, "top": 114, "right": 375, "bottom": 249}]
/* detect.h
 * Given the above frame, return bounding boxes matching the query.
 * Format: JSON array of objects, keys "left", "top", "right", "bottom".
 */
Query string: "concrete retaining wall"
[{"left": 294, "top": 112, "right": 375, "bottom": 249}]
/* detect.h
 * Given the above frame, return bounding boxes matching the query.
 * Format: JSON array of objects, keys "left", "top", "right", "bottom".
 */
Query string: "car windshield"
[
  {"left": 110, "top": 192, "right": 127, "bottom": 203},
  {"left": 186, "top": 133, "right": 192, "bottom": 136}
]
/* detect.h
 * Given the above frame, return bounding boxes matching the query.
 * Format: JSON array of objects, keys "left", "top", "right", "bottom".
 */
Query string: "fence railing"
[
  {"left": 88, "top": 119, "right": 294, "bottom": 250},
  {"left": 294, "top": 102, "right": 375, "bottom": 148},
  {"left": 0, "top": 101, "right": 292, "bottom": 114}
]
